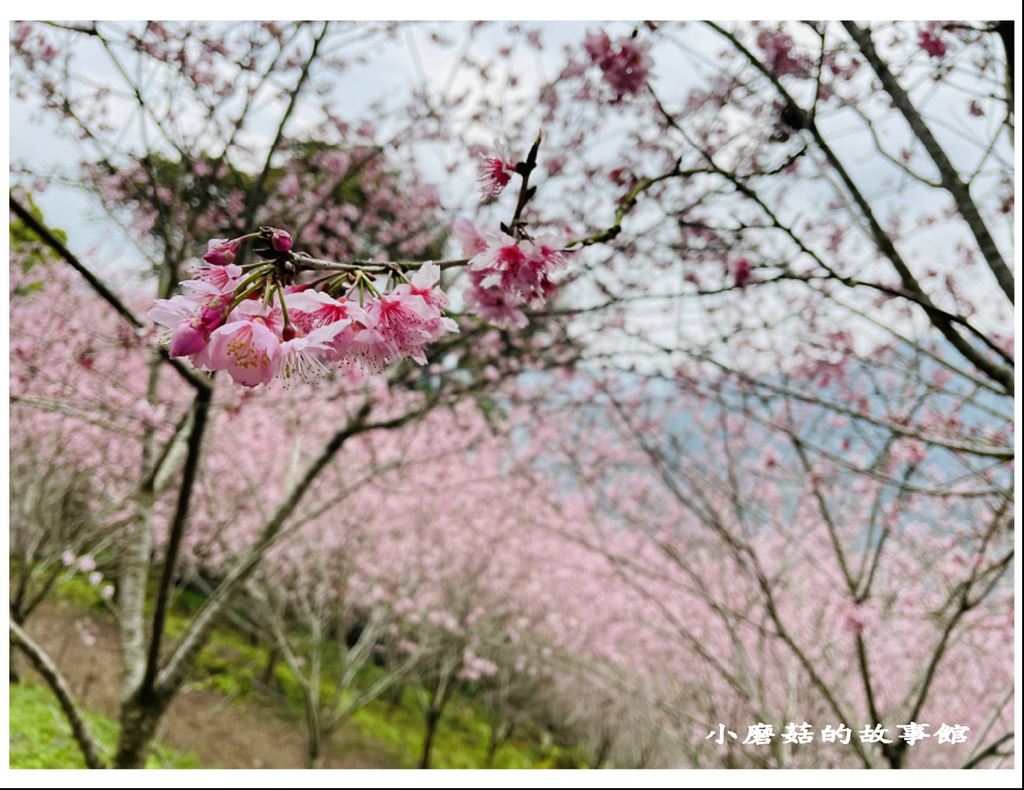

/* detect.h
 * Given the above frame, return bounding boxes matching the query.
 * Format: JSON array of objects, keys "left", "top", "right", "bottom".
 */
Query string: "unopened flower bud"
[
  {"left": 271, "top": 228, "right": 293, "bottom": 252},
  {"left": 283, "top": 324, "right": 297, "bottom": 341},
  {"left": 204, "top": 238, "right": 242, "bottom": 266}
]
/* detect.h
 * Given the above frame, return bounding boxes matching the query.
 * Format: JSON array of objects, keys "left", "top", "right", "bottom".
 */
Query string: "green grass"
[
  {"left": 345, "top": 686, "right": 585, "bottom": 769},
  {"left": 8, "top": 682, "right": 203, "bottom": 769}
]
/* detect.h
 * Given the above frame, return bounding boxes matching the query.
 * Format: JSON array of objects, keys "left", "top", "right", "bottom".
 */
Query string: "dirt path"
[{"left": 12, "top": 598, "right": 398, "bottom": 769}]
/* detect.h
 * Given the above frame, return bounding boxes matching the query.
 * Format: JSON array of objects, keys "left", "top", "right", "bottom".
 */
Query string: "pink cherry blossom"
[
  {"left": 284, "top": 289, "right": 371, "bottom": 362},
  {"left": 756, "top": 30, "right": 803, "bottom": 76},
  {"left": 918, "top": 30, "right": 947, "bottom": 58},
  {"left": 187, "top": 261, "right": 243, "bottom": 291},
  {"left": 477, "top": 139, "right": 518, "bottom": 197},
  {"left": 149, "top": 280, "right": 236, "bottom": 359},
  {"left": 346, "top": 320, "right": 397, "bottom": 375},
  {"left": 392, "top": 261, "right": 459, "bottom": 353},
  {"left": 464, "top": 271, "right": 529, "bottom": 329},
  {"left": 732, "top": 258, "right": 753, "bottom": 289},
  {"left": 585, "top": 31, "right": 654, "bottom": 100},
  {"left": 466, "top": 232, "right": 566, "bottom": 319},
  {"left": 583, "top": 30, "right": 612, "bottom": 62},
  {"left": 451, "top": 217, "right": 489, "bottom": 257},
  {"left": 169, "top": 319, "right": 210, "bottom": 357},
  {"left": 369, "top": 291, "right": 438, "bottom": 364},
  {"left": 276, "top": 322, "right": 350, "bottom": 387},
  {"left": 203, "top": 313, "right": 282, "bottom": 387}
]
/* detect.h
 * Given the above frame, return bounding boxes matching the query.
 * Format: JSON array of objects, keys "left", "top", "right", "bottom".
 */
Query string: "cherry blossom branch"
[
  {"left": 647, "top": 365, "right": 1010, "bottom": 500},
  {"left": 244, "top": 21, "right": 331, "bottom": 230},
  {"left": 9, "top": 621, "right": 108, "bottom": 769},
  {"left": 820, "top": 291, "right": 1011, "bottom": 398},
  {"left": 212, "top": 29, "right": 299, "bottom": 166},
  {"left": 290, "top": 251, "right": 469, "bottom": 274},
  {"left": 962, "top": 730, "right": 1015, "bottom": 769},
  {"left": 677, "top": 129, "right": 1011, "bottom": 367},
  {"left": 567, "top": 160, "right": 712, "bottom": 249},
  {"left": 11, "top": 561, "right": 64, "bottom": 629},
  {"left": 704, "top": 22, "right": 1014, "bottom": 396},
  {"left": 8, "top": 394, "right": 141, "bottom": 438},
  {"left": 895, "top": 504, "right": 1011, "bottom": 745},
  {"left": 9, "top": 196, "right": 212, "bottom": 394},
  {"left": 652, "top": 340, "right": 1014, "bottom": 461},
  {"left": 153, "top": 362, "right": 489, "bottom": 701},
  {"left": 843, "top": 22, "right": 1014, "bottom": 305},
  {"left": 597, "top": 385, "right": 876, "bottom": 767},
  {"left": 95, "top": 31, "right": 182, "bottom": 160},
  {"left": 965, "top": 683, "right": 1013, "bottom": 764},
  {"left": 152, "top": 391, "right": 371, "bottom": 697}
]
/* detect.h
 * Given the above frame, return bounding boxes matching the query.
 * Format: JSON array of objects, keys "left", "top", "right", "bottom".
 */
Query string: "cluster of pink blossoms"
[
  {"left": 149, "top": 232, "right": 457, "bottom": 388},
  {"left": 583, "top": 30, "right": 653, "bottom": 100},
  {"left": 453, "top": 218, "right": 567, "bottom": 330}
]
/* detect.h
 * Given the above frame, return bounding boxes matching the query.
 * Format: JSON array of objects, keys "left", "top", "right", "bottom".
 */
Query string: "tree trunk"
[
  {"left": 305, "top": 702, "right": 324, "bottom": 769},
  {"left": 10, "top": 604, "right": 25, "bottom": 684},
  {"left": 420, "top": 708, "right": 441, "bottom": 769},
  {"left": 484, "top": 718, "right": 510, "bottom": 768},
  {"left": 10, "top": 615, "right": 23, "bottom": 683},
  {"left": 261, "top": 644, "right": 280, "bottom": 688},
  {"left": 113, "top": 697, "right": 165, "bottom": 769},
  {"left": 485, "top": 730, "right": 500, "bottom": 768},
  {"left": 590, "top": 731, "right": 612, "bottom": 769}
]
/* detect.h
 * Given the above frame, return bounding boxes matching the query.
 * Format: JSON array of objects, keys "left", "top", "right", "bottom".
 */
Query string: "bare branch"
[
  {"left": 9, "top": 621, "right": 108, "bottom": 769},
  {"left": 843, "top": 22, "right": 1014, "bottom": 304}
]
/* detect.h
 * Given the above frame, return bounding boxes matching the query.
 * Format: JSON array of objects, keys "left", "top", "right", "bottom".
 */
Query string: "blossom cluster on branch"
[
  {"left": 459, "top": 134, "right": 571, "bottom": 329},
  {"left": 583, "top": 28, "right": 654, "bottom": 100},
  {"left": 149, "top": 134, "right": 572, "bottom": 386},
  {"left": 149, "top": 228, "right": 456, "bottom": 387}
]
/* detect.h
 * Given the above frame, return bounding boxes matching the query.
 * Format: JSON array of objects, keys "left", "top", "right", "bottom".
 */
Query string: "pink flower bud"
[
  {"left": 270, "top": 228, "right": 293, "bottom": 252},
  {"left": 204, "top": 238, "right": 242, "bottom": 266}
]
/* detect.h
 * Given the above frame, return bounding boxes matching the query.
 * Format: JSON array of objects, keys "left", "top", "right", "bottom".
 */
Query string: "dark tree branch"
[
  {"left": 139, "top": 384, "right": 214, "bottom": 702},
  {"left": 9, "top": 196, "right": 213, "bottom": 393},
  {"left": 702, "top": 23, "right": 1014, "bottom": 396},
  {"left": 842, "top": 22, "right": 1014, "bottom": 305},
  {"left": 9, "top": 621, "right": 108, "bottom": 769}
]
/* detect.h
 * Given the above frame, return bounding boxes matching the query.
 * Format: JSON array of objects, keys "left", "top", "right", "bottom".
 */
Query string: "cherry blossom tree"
[
  {"left": 506, "top": 20, "right": 1013, "bottom": 769},
  {"left": 509, "top": 371, "right": 1012, "bottom": 768},
  {"left": 8, "top": 19, "right": 1013, "bottom": 771},
  {"left": 9, "top": 20, "right": 575, "bottom": 768}
]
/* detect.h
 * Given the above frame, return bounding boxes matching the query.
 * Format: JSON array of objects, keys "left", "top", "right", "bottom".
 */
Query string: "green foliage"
[
  {"left": 193, "top": 640, "right": 259, "bottom": 699},
  {"left": 8, "top": 682, "right": 202, "bottom": 769},
  {"left": 345, "top": 692, "right": 582, "bottom": 769},
  {"left": 9, "top": 191, "right": 66, "bottom": 296},
  {"left": 54, "top": 575, "right": 111, "bottom": 612}
]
